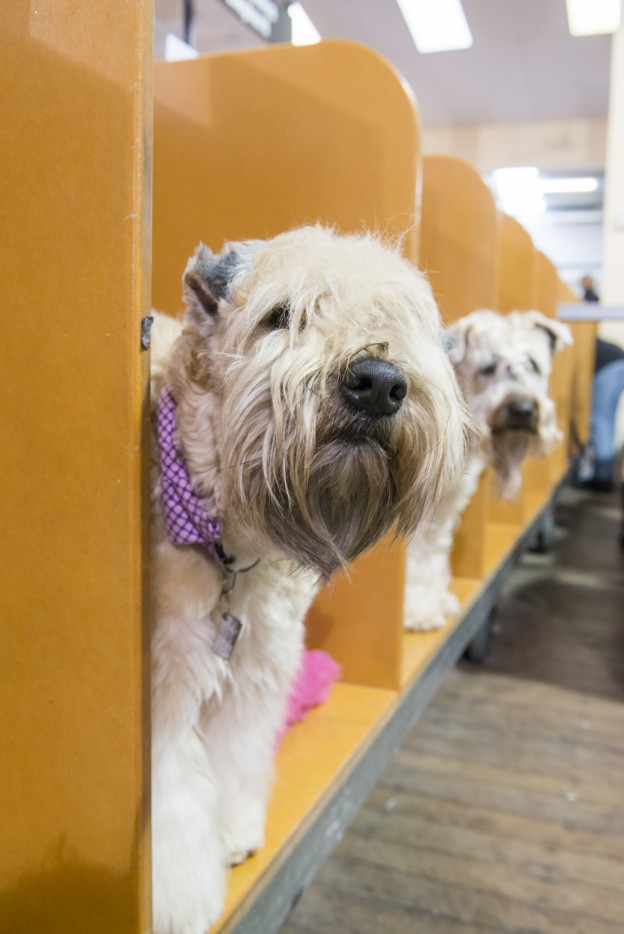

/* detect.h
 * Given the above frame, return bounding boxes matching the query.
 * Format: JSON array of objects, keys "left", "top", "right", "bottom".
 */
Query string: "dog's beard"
[
  {"left": 266, "top": 437, "right": 399, "bottom": 579},
  {"left": 222, "top": 385, "right": 455, "bottom": 580},
  {"left": 489, "top": 430, "right": 539, "bottom": 498},
  {"left": 487, "top": 404, "right": 560, "bottom": 499}
]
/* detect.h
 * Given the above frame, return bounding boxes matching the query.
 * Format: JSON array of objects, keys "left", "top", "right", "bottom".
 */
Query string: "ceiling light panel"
[
  {"left": 566, "top": 0, "right": 621, "bottom": 36},
  {"left": 540, "top": 177, "right": 600, "bottom": 194},
  {"left": 289, "top": 3, "right": 321, "bottom": 46},
  {"left": 491, "top": 167, "right": 546, "bottom": 216},
  {"left": 396, "top": 0, "right": 473, "bottom": 54}
]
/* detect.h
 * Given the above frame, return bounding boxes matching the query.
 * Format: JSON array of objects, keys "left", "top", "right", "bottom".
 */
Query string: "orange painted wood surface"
[
  {"left": 450, "top": 472, "right": 490, "bottom": 580},
  {"left": 497, "top": 214, "right": 537, "bottom": 313},
  {"left": 490, "top": 229, "right": 557, "bottom": 523},
  {"left": 561, "top": 282, "right": 596, "bottom": 446},
  {"left": 420, "top": 155, "right": 500, "bottom": 324},
  {"left": 537, "top": 252, "right": 573, "bottom": 480},
  {"left": 418, "top": 156, "right": 499, "bottom": 580},
  {"left": 306, "top": 538, "right": 406, "bottom": 690},
  {"left": 0, "top": 4, "right": 153, "bottom": 933},
  {"left": 153, "top": 41, "right": 421, "bottom": 314}
]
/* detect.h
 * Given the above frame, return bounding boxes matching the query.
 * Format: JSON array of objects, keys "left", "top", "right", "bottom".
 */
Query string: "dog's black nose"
[
  {"left": 342, "top": 357, "right": 407, "bottom": 416},
  {"left": 506, "top": 398, "right": 539, "bottom": 430}
]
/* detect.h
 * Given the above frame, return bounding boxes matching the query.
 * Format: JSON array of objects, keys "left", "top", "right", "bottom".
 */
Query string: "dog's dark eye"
[
  {"left": 479, "top": 361, "right": 497, "bottom": 377},
  {"left": 528, "top": 357, "right": 541, "bottom": 374},
  {"left": 264, "top": 304, "right": 291, "bottom": 330}
]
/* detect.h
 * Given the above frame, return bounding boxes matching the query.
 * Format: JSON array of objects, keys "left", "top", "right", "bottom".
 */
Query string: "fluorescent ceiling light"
[
  {"left": 164, "top": 33, "right": 198, "bottom": 61},
  {"left": 492, "top": 167, "right": 546, "bottom": 216},
  {"left": 396, "top": 0, "right": 473, "bottom": 54},
  {"left": 566, "top": 0, "right": 621, "bottom": 36},
  {"left": 288, "top": 2, "right": 321, "bottom": 46},
  {"left": 540, "top": 177, "right": 600, "bottom": 194},
  {"left": 492, "top": 168, "right": 601, "bottom": 215}
]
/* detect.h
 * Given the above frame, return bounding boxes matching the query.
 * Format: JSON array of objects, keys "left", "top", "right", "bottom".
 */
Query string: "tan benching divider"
[
  {"left": 153, "top": 41, "right": 419, "bottom": 312},
  {"left": 419, "top": 155, "right": 499, "bottom": 581},
  {"left": 537, "top": 252, "right": 575, "bottom": 482},
  {"left": 420, "top": 155, "right": 500, "bottom": 321},
  {"left": 488, "top": 218, "right": 542, "bottom": 525},
  {"left": 497, "top": 214, "right": 538, "bottom": 313},
  {"left": 0, "top": 4, "right": 152, "bottom": 933},
  {"left": 491, "top": 244, "right": 574, "bottom": 524},
  {"left": 561, "top": 282, "right": 596, "bottom": 446},
  {"left": 152, "top": 41, "right": 421, "bottom": 689}
]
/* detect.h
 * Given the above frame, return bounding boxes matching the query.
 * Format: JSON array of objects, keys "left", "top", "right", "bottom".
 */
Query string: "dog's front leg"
[
  {"left": 151, "top": 547, "right": 229, "bottom": 934},
  {"left": 404, "top": 526, "right": 459, "bottom": 631},
  {"left": 205, "top": 571, "right": 314, "bottom": 866},
  {"left": 404, "top": 460, "right": 484, "bottom": 631},
  {"left": 205, "top": 685, "right": 286, "bottom": 867},
  {"left": 151, "top": 726, "right": 225, "bottom": 934}
]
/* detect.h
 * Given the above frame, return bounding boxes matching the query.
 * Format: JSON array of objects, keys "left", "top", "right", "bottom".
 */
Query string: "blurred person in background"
[
  {"left": 581, "top": 274, "right": 600, "bottom": 303},
  {"left": 579, "top": 276, "right": 624, "bottom": 499}
]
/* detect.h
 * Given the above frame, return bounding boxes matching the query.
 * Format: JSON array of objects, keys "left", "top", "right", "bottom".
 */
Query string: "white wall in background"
[
  {"left": 422, "top": 117, "right": 608, "bottom": 173},
  {"left": 422, "top": 116, "right": 608, "bottom": 300},
  {"left": 520, "top": 214, "right": 604, "bottom": 295}
]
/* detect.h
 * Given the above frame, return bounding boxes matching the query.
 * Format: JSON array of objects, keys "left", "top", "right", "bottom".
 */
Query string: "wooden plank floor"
[{"left": 280, "top": 487, "right": 624, "bottom": 934}]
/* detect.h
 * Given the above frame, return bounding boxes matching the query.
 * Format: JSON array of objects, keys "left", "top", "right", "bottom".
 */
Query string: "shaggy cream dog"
[
  {"left": 149, "top": 226, "right": 469, "bottom": 934},
  {"left": 404, "top": 308, "right": 572, "bottom": 631}
]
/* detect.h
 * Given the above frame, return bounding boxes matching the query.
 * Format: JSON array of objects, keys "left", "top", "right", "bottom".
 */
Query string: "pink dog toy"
[{"left": 278, "top": 649, "right": 341, "bottom": 744}]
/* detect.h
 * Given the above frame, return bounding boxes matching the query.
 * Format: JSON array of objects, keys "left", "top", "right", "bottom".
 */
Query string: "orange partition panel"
[
  {"left": 419, "top": 155, "right": 499, "bottom": 578},
  {"left": 153, "top": 41, "right": 420, "bottom": 314},
  {"left": 450, "top": 472, "right": 491, "bottom": 579},
  {"left": 536, "top": 251, "right": 559, "bottom": 318},
  {"left": 561, "top": 282, "right": 596, "bottom": 446},
  {"left": 537, "top": 253, "right": 574, "bottom": 479},
  {"left": 489, "top": 218, "right": 540, "bottom": 524},
  {"left": 484, "top": 467, "right": 527, "bottom": 526},
  {"left": 569, "top": 321, "right": 597, "bottom": 445},
  {"left": 152, "top": 42, "right": 422, "bottom": 689},
  {"left": 0, "top": 5, "right": 152, "bottom": 933},
  {"left": 420, "top": 155, "right": 500, "bottom": 323},
  {"left": 497, "top": 214, "right": 538, "bottom": 314},
  {"left": 308, "top": 540, "right": 405, "bottom": 690}
]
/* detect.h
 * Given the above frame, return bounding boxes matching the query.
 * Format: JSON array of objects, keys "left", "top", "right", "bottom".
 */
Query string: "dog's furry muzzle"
[
  {"left": 490, "top": 395, "right": 539, "bottom": 436},
  {"left": 223, "top": 373, "right": 456, "bottom": 580},
  {"left": 289, "top": 435, "right": 401, "bottom": 578},
  {"left": 485, "top": 394, "right": 558, "bottom": 497}
]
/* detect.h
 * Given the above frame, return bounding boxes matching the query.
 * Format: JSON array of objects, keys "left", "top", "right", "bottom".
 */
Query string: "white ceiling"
[{"left": 155, "top": 0, "right": 613, "bottom": 127}]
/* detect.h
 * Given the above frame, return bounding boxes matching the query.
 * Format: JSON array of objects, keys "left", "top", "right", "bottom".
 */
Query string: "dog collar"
[
  {"left": 156, "top": 384, "right": 261, "bottom": 661},
  {"left": 156, "top": 384, "right": 235, "bottom": 568}
]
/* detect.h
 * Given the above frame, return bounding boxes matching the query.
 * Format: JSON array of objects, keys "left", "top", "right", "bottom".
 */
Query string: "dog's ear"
[
  {"left": 524, "top": 310, "right": 573, "bottom": 355},
  {"left": 183, "top": 243, "right": 243, "bottom": 318},
  {"left": 183, "top": 241, "right": 265, "bottom": 320},
  {"left": 444, "top": 319, "right": 473, "bottom": 365}
]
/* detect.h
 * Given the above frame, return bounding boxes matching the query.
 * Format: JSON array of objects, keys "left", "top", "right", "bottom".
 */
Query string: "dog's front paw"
[
  {"left": 152, "top": 848, "right": 226, "bottom": 934},
  {"left": 221, "top": 802, "right": 266, "bottom": 867},
  {"left": 404, "top": 587, "right": 460, "bottom": 631},
  {"left": 152, "top": 781, "right": 227, "bottom": 934}
]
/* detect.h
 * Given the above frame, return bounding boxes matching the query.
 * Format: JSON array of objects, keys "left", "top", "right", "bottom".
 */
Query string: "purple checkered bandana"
[{"left": 156, "top": 385, "right": 228, "bottom": 565}]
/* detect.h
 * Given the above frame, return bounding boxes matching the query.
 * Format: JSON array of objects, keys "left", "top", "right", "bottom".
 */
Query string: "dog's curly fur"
[
  {"left": 150, "top": 226, "right": 469, "bottom": 933},
  {"left": 404, "top": 308, "right": 572, "bottom": 632}
]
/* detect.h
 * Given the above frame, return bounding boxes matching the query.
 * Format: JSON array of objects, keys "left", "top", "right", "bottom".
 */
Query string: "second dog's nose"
[
  {"left": 342, "top": 357, "right": 407, "bottom": 416},
  {"left": 506, "top": 398, "right": 539, "bottom": 429}
]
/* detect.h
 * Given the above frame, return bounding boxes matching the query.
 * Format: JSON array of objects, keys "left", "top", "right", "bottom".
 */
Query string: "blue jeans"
[{"left": 591, "top": 359, "right": 624, "bottom": 472}]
